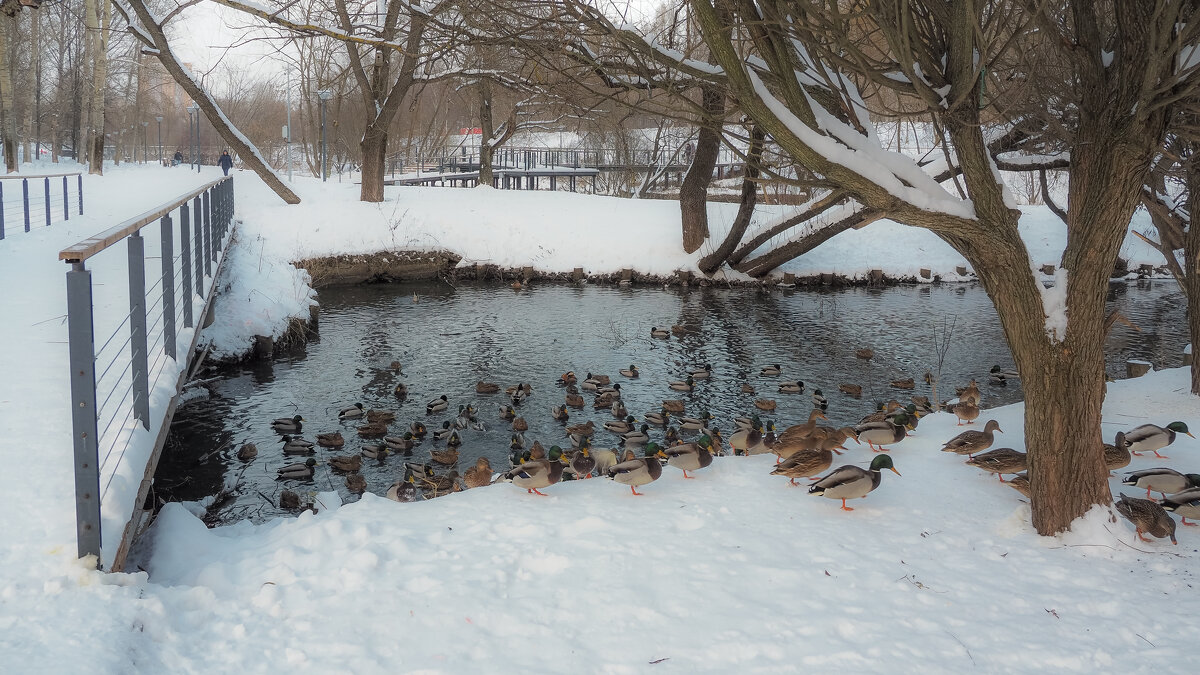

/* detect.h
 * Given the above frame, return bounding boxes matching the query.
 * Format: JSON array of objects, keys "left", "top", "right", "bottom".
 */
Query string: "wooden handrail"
[
  {"left": 0, "top": 172, "right": 83, "bottom": 180},
  {"left": 59, "top": 177, "right": 230, "bottom": 263}
]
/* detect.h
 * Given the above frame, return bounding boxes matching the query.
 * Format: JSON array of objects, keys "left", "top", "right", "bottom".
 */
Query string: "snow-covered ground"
[{"left": 0, "top": 163, "right": 1192, "bottom": 672}]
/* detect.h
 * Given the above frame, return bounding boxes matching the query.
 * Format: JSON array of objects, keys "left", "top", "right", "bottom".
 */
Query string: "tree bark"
[
  {"left": 679, "top": 84, "right": 723, "bottom": 253},
  {"left": 21, "top": 8, "right": 35, "bottom": 164},
  {"left": 360, "top": 123, "right": 388, "bottom": 202},
  {"left": 0, "top": 15, "right": 16, "bottom": 172},
  {"left": 478, "top": 81, "right": 494, "bottom": 187},
  {"left": 699, "top": 124, "right": 764, "bottom": 274},
  {"left": 1187, "top": 150, "right": 1200, "bottom": 394},
  {"left": 85, "top": 0, "right": 109, "bottom": 175},
  {"left": 734, "top": 209, "right": 880, "bottom": 277}
]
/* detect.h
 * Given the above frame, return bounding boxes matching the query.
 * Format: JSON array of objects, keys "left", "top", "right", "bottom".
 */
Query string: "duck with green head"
[
  {"left": 663, "top": 435, "right": 715, "bottom": 479},
  {"left": 502, "top": 446, "right": 565, "bottom": 495},
  {"left": 272, "top": 415, "right": 304, "bottom": 433},
  {"left": 277, "top": 457, "right": 317, "bottom": 480},
  {"left": 607, "top": 445, "right": 666, "bottom": 495},
  {"left": 1122, "top": 422, "right": 1193, "bottom": 459},
  {"left": 808, "top": 454, "right": 901, "bottom": 511},
  {"left": 669, "top": 376, "right": 695, "bottom": 392}
]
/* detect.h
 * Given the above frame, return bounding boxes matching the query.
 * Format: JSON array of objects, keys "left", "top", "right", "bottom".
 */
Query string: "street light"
[
  {"left": 317, "top": 89, "right": 333, "bottom": 182},
  {"left": 187, "top": 103, "right": 200, "bottom": 172},
  {"left": 141, "top": 121, "right": 149, "bottom": 164},
  {"left": 155, "top": 116, "right": 163, "bottom": 164}
]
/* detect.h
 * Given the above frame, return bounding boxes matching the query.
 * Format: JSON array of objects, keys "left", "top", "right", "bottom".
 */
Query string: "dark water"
[{"left": 155, "top": 279, "right": 1185, "bottom": 523}]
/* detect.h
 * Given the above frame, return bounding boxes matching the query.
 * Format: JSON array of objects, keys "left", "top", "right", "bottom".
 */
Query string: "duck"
[
  {"left": 645, "top": 410, "right": 669, "bottom": 426},
  {"left": 447, "top": 430, "right": 463, "bottom": 447},
  {"left": 923, "top": 371, "right": 934, "bottom": 386},
  {"left": 393, "top": 383, "right": 408, "bottom": 398},
  {"left": 940, "top": 420, "right": 1002, "bottom": 457},
  {"left": 605, "top": 415, "right": 636, "bottom": 434},
  {"left": 281, "top": 435, "right": 316, "bottom": 455},
  {"left": 566, "top": 420, "right": 595, "bottom": 437},
  {"left": 476, "top": 381, "right": 501, "bottom": 394},
  {"left": 1159, "top": 488, "right": 1200, "bottom": 527},
  {"left": 610, "top": 400, "right": 628, "bottom": 418},
  {"left": 810, "top": 425, "right": 860, "bottom": 454},
  {"left": 728, "top": 424, "right": 763, "bottom": 455},
  {"left": 499, "top": 405, "right": 516, "bottom": 421},
  {"left": 808, "top": 454, "right": 900, "bottom": 510},
  {"left": 1103, "top": 431, "right": 1131, "bottom": 475},
  {"left": 950, "top": 400, "right": 980, "bottom": 426},
  {"left": 454, "top": 407, "right": 474, "bottom": 430},
  {"left": 811, "top": 389, "right": 828, "bottom": 408},
  {"left": 671, "top": 324, "right": 688, "bottom": 336},
  {"left": 430, "top": 447, "right": 460, "bottom": 466},
  {"left": 771, "top": 446, "right": 834, "bottom": 486},
  {"left": 988, "top": 365, "right": 1019, "bottom": 385},
  {"left": 669, "top": 376, "right": 695, "bottom": 392},
  {"left": 958, "top": 380, "right": 982, "bottom": 406},
  {"left": 357, "top": 421, "right": 389, "bottom": 437},
  {"left": 620, "top": 364, "right": 640, "bottom": 378},
  {"left": 689, "top": 364, "right": 713, "bottom": 379},
  {"left": 584, "top": 372, "right": 611, "bottom": 387},
  {"left": 661, "top": 400, "right": 686, "bottom": 413},
  {"left": 271, "top": 415, "right": 304, "bottom": 433},
  {"left": 854, "top": 414, "right": 909, "bottom": 452},
  {"left": 432, "top": 421, "right": 454, "bottom": 441},
  {"left": 528, "top": 440, "right": 547, "bottom": 460},
  {"left": 590, "top": 444, "right": 619, "bottom": 475},
  {"left": 387, "top": 471, "right": 419, "bottom": 502},
  {"left": 510, "top": 433, "right": 525, "bottom": 450},
  {"left": 567, "top": 445, "right": 596, "bottom": 479},
  {"left": 558, "top": 371, "right": 577, "bottom": 385},
  {"left": 890, "top": 378, "right": 915, "bottom": 390},
  {"left": 316, "top": 432, "right": 345, "bottom": 448},
  {"left": 541, "top": 405, "right": 565, "bottom": 425},
  {"left": 745, "top": 427, "right": 778, "bottom": 456},
  {"left": 426, "top": 395, "right": 449, "bottom": 414},
  {"left": 733, "top": 414, "right": 760, "bottom": 431},
  {"left": 1007, "top": 472, "right": 1031, "bottom": 498},
  {"left": 1123, "top": 422, "right": 1193, "bottom": 459},
  {"left": 838, "top": 383, "right": 862, "bottom": 398},
  {"left": 742, "top": 383, "right": 757, "bottom": 394},
  {"left": 361, "top": 442, "right": 388, "bottom": 460},
  {"left": 760, "top": 364, "right": 781, "bottom": 376},
  {"left": 236, "top": 443, "right": 258, "bottom": 461},
  {"left": 650, "top": 327, "right": 670, "bottom": 339},
  {"left": 501, "top": 447, "right": 565, "bottom": 495},
  {"left": 1121, "top": 468, "right": 1200, "bottom": 499},
  {"left": 510, "top": 389, "right": 527, "bottom": 407},
  {"left": 420, "top": 469, "right": 462, "bottom": 494},
  {"left": 621, "top": 424, "right": 651, "bottom": 445},
  {"left": 328, "top": 454, "right": 362, "bottom": 473},
  {"left": 506, "top": 382, "right": 533, "bottom": 397},
  {"left": 565, "top": 392, "right": 585, "bottom": 408},
  {"left": 366, "top": 409, "right": 397, "bottom": 424},
  {"left": 607, "top": 445, "right": 665, "bottom": 495},
  {"left": 1114, "top": 493, "right": 1177, "bottom": 544},
  {"left": 778, "top": 410, "right": 829, "bottom": 445},
  {"left": 754, "top": 398, "right": 777, "bottom": 411},
  {"left": 277, "top": 457, "right": 317, "bottom": 480},
  {"left": 511, "top": 416, "right": 529, "bottom": 432},
  {"left": 338, "top": 403, "right": 365, "bottom": 420},
  {"left": 463, "top": 457, "right": 494, "bottom": 489},
  {"left": 909, "top": 396, "right": 933, "bottom": 415},
  {"left": 679, "top": 411, "right": 713, "bottom": 430},
  {"left": 663, "top": 435, "right": 715, "bottom": 478},
  {"left": 594, "top": 390, "right": 622, "bottom": 408},
  {"left": 855, "top": 348, "right": 874, "bottom": 360},
  {"left": 384, "top": 433, "right": 415, "bottom": 452},
  {"left": 778, "top": 380, "right": 805, "bottom": 394},
  {"left": 663, "top": 425, "right": 681, "bottom": 446},
  {"left": 858, "top": 400, "right": 901, "bottom": 425},
  {"left": 596, "top": 382, "right": 622, "bottom": 396},
  {"left": 965, "top": 448, "right": 1028, "bottom": 481},
  {"left": 409, "top": 421, "right": 428, "bottom": 438}
]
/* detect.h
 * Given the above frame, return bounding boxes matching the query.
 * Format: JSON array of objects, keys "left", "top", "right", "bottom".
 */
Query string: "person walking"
[
  {"left": 218, "top": 150, "right": 233, "bottom": 176},
  {"left": 172, "top": 150, "right": 183, "bottom": 167}
]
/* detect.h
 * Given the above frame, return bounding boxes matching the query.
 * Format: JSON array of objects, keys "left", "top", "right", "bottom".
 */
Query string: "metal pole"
[
  {"left": 23, "top": 178, "right": 30, "bottom": 232},
  {"left": 66, "top": 261, "right": 102, "bottom": 566},
  {"left": 204, "top": 190, "right": 214, "bottom": 269},
  {"left": 180, "top": 204, "right": 193, "bottom": 328},
  {"left": 156, "top": 118, "right": 162, "bottom": 164},
  {"left": 320, "top": 98, "right": 328, "bottom": 182},
  {"left": 77, "top": 174, "right": 83, "bottom": 215},
  {"left": 0, "top": 183, "right": 5, "bottom": 240},
  {"left": 44, "top": 177, "right": 51, "bottom": 227},
  {"left": 196, "top": 113, "right": 201, "bottom": 174},
  {"left": 193, "top": 197, "right": 203, "bottom": 295},
  {"left": 63, "top": 175, "right": 69, "bottom": 221},
  {"left": 160, "top": 215, "right": 176, "bottom": 360},
  {"left": 127, "top": 232, "right": 150, "bottom": 429},
  {"left": 286, "top": 72, "right": 293, "bottom": 182}
]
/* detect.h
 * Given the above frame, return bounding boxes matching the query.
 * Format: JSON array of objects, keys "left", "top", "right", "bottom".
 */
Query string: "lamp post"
[
  {"left": 318, "top": 89, "right": 333, "bottom": 182},
  {"left": 187, "top": 103, "right": 200, "bottom": 172},
  {"left": 155, "top": 116, "right": 163, "bottom": 164},
  {"left": 285, "top": 70, "right": 293, "bottom": 182},
  {"left": 141, "top": 121, "right": 148, "bottom": 164}
]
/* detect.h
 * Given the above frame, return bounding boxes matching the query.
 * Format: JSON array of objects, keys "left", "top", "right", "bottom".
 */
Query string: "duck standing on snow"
[
  {"left": 808, "top": 454, "right": 900, "bottom": 511},
  {"left": 771, "top": 445, "right": 834, "bottom": 486},
  {"left": 950, "top": 401, "right": 981, "bottom": 425},
  {"left": 1121, "top": 468, "right": 1200, "bottom": 499},
  {"left": 1122, "top": 422, "right": 1193, "bottom": 459},
  {"left": 1159, "top": 488, "right": 1200, "bottom": 526},
  {"left": 965, "top": 448, "right": 1028, "bottom": 481},
  {"left": 1103, "top": 431, "right": 1131, "bottom": 475},
  {"left": 501, "top": 446, "right": 565, "bottom": 495},
  {"left": 463, "top": 457, "right": 494, "bottom": 489},
  {"left": 663, "top": 435, "right": 715, "bottom": 479},
  {"left": 386, "top": 471, "right": 419, "bottom": 502},
  {"left": 854, "top": 414, "right": 909, "bottom": 453},
  {"left": 272, "top": 415, "right": 304, "bottom": 433},
  {"left": 958, "top": 380, "right": 982, "bottom": 406},
  {"left": 1114, "top": 493, "right": 1177, "bottom": 544},
  {"left": 426, "top": 395, "right": 449, "bottom": 414},
  {"left": 1007, "top": 472, "right": 1031, "bottom": 498},
  {"left": 940, "top": 419, "right": 1002, "bottom": 457},
  {"left": 607, "top": 446, "right": 665, "bottom": 495},
  {"left": 566, "top": 445, "right": 596, "bottom": 479},
  {"left": 338, "top": 403, "right": 365, "bottom": 420}
]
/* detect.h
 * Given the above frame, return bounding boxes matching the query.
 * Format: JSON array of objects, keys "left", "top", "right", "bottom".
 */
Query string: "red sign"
[{"left": 458, "top": 127, "right": 483, "bottom": 135}]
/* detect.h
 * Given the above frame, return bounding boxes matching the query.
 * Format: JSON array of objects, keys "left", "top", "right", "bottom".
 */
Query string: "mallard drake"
[
  {"left": 910, "top": 396, "right": 933, "bottom": 415},
  {"left": 426, "top": 395, "right": 449, "bottom": 414},
  {"left": 366, "top": 409, "right": 397, "bottom": 424},
  {"left": 854, "top": 414, "right": 909, "bottom": 452},
  {"left": 596, "top": 382, "right": 622, "bottom": 396},
  {"left": 644, "top": 411, "right": 669, "bottom": 426},
  {"left": 771, "top": 447, "right": 834, "bottom": 486},
  {"left": 565, "top": 393, "right": 585, "bottom": 408},
  {"left": 778, "top": 380, "right": 805, "bottom": 394},
  {"left": 1115, "top": 493, "right": 1177, "bottom": 544},
  {"left": 1104, "top": 431, "right": 1131, "bottom": 475},
  {"left": 958, "top": 381, "right": 982, "bottom": 406},
  {"left": 754, "top": 398, "right": 777, "bottom": 411},
  {"left": 778, "top": 410, "right": 829, "bottom": 445},
  {"left": 811, "top": 389, "right": 828, "bottom": 408},
  {"left": 454, "top": 408, "right": 473, "bottom": 430},
  {"left": 1007, "top": 472, "right": 1031, "bottom": 498},
  {"left": 887, "top": 404, "right": 922, "bottom": 433},
  {"left": 510, "top": 433, "right": 525, "bottom": 450},
  {"left": 393, "top": 383, "right": 408, "bottom": 398},
  {"left": 235, "top": 443, "right": 257, "bottom": 461},
  {"left": 662, "top": 400, "right": 686, "bottom": 413},
  {"left": 1121, "top": 468, "right": 1200, "bottom": 499},
  {"left": 447, "top": 430, "right": 463, "bottom": 447},
  {"left": 1123, "top": 422, "right": 1193, "bottom": 459},
  {"left": 328, "top": 454, "right": 362, "bottom": 473},
  {"left": 338, "top": 403, "right": 365, "bottom": 420},
  {"left": 510, "top": 389, "right": 527, "bottom": 407},
  {"left": 361, "top": 442, "right": 388, "bottom": 460},
  {"left": 855, "top": 348, "right": 874, "bottom": 360},
  {"left": 742, "top": 383, "right": 757, "bottom": 394},
  {"left": 729, "top": 425, "right": 763, "bottom": 455},
  {"left": 689, "top": 364, "right": 713, "bottom": 379},
  {"left": 1159, "top": 488, "right": 1200, "bottom": 526},
  {"left": 733, "top": 414, "right": 759, "bottom": 431},
  {"left": 316, "top": 432, "right": 345, "bottom": 448},
  {"left": 546, "top": 405, "right": 567, "bottom": 423},
  {"left": 651, "top": 327, "right": 670, "bottom": 339},
  {"left": 345, "top": 473, "right": 368, "bottom": 493},
  {"left": 272, "top": 415, "right": 304, "bottom": 433},
  {"left": 357, "top": 421, "right": 389, "bottom": 437},
  {"left": 890, "top": 378, "right": 915, "bottom": 390},
  {"left": 463, "top": 457, "right": 494, "bottom": 489},
  {"left": 281, "top": 435, "right": 315, "bottom": 455},
  {"left": 669, "top": 376, "right": 695, "bottom": 392},
  {"left": 839, "top": 383, "right": 862, "bottom": 398},
  {"left": 584, "top": 372, "right": 611, "bottom": 387},
  {"left": 950, "top": 401, "right": 980, "bottom": 425},
  {"left": 620, "top": 365, "right": 640, "bottom": 378},
  {"left": 940, "top": 420, "right": 1002, "bottom": 457},
  {"left": 809, "top": 454, "right": 899, "bottom": 510},
  {"left": 663, "top": 436, "right": 715, "bottom": 478},
  {"left": 432, "top": 420, "right": 453, "bottom": 441},
  {"left": 506, "top": 382, "right": 533, "bottom": 397},
  {"left": 966, "top": 448, "right": 1028, "bottom": 481},
  {"left": 511, "top": 416, "right": 529, "bottom": 432},
  {"left": 605, "top": 415, "right": 636, "bottom": 434},
  {"left": 386, "top": 471, "right": 419, "bottom": 502},
  {"left": 476, "top": 381, "right": 500, "bottom": 394},
  {"left": 607, "top": 445, "right": 665, "bottom": 495},
  {"left": 409, "top": 421, "right": 428, "bottom": 438},
  {"left": 501, "top": 447, "right": 565, "bottom": 495},
  {"left": 384, "top": 433, "right": 415, "bottom": 452},
  {"left": 679, "top": 411, "right": 713, "bottom": 430},
  {"left": 277, "top": 457, "right": 316, "bottom": 480},
  {"left": 566, "top": 420, "right": 595, "bottom": 437},
  {"left": 621, "top": 424, "right": 651, "bottom": 445},
  {"left": 430, "top": 447, "right": 460, "bottom": 466},
  {"left": 988, "top": 365, "right": 1019, "bottom": 385},
  {"left": 760, "top": 364, "right": 781, "bottom": 376},
  {"left": 567, "top": 446, "right": 596, "bottom": 479},
  {"left": 611, "top": 400, "right": 628, "bottom": 418},
  {"left": 558, "top": 371, "right": 577, "bottom": 385},
  {"left": 745, "top": 429, "right": 778, "bottom": 456}
]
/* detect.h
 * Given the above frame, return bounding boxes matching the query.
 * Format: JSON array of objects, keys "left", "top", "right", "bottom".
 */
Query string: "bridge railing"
[
  {"left": 0, "top": 172, "right": 84, "bottom": 239},
  {"left": 60, "top": 176, "right": 235, "bottom": 569}
]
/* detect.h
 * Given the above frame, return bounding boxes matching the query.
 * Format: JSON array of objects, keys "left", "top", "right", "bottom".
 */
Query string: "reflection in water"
[{"left": 157, "top": 279, "right": 1185, "bottom": 524}]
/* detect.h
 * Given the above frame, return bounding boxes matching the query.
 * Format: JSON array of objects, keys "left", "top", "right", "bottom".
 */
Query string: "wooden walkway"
[{"left": 386, "top": 167, "right": 600, "bottom": 192}]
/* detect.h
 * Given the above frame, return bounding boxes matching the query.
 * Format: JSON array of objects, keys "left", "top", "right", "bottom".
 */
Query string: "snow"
[{"left": 1039, "top": 267, "right": 1070, "bottom": 342}]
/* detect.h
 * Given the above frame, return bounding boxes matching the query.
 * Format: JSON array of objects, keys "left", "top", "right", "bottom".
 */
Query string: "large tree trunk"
[
  {"left": 735, "top": 209, "right": 880, "bottom": 277},
  {"left": 699, "top": 124, "right": 764, "bottom": 274},
  {"left": 1187, "top": 153, "right": 1200, "bottom": 394},
  {"left": 360, "top": 123, "right": 388, "bottom": 202},
  {"left": 0, "top": 15, "right": 16, "bottom": 172},
  {"left": 22, "top": 8, "right": 35, "bottom": 164},
  {"left": 84, "top": 0, "right": 108, "bottom": 175},
  {"left": 478, "top": 81, "right": 494, "bottom": 188},
  {"left": 679, "top": 85, "right": 723, "bottom": 253}
]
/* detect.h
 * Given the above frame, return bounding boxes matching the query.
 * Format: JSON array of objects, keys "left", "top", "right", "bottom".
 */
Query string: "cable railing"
[
  {"left": 0, "top": 172, "right": 84, "bottom": 239},
  {"left": 60, "top": 176, "right": 235, "bottom": 569}
]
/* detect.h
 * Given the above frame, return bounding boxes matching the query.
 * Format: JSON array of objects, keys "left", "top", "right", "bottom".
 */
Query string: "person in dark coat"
[
  {"left": 218, "top": 150, "right": 233, "bottom": 176},
  {"left": 172, "top": 150, "right": 183, "bottom": 167}
]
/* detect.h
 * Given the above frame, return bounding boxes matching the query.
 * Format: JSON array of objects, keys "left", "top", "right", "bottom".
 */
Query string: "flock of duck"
[{"left": 247, "top": 329, "right": 1196, "bottom": 540}]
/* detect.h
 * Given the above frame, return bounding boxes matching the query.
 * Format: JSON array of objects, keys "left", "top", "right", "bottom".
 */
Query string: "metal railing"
[
  {"left": 61, "top": 176, "right": 235, "bottom": 568},
  {"left": 0, "top": 172, "right": 84, "bottom": 239}
]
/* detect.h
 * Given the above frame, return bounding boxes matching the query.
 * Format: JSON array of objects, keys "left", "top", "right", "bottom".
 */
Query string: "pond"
[{"left": 155, "top": 278, "right": 1185, "bottom": 524}]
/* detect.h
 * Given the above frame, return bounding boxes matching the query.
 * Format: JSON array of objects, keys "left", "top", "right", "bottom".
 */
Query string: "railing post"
[
  {"left": 127, "top": 231, "right": 150, "bottom": 430},
  {"left": 63, "top": 176, "right": 70, "bottom": 221},
  {"left": 204, "top": 190, "right": 214, "bottom": 266},
  {"left": 193, "top": 196, "right": 203, "bottom": 296},
  {"left": 78, "top": 174, "right": 83, "bottom": 215},
  {"left": 44, "top": 177, "right": 51, "bottom": 227},
  {"left": 180, "top": 204, "right": 193, "bottom": 328},
  {"left": 160, "top": 215, "right": 176, "bottom": 360},
  {"left": 0, "top": 182, "right": 5, "bottom": 240},
  {"left": 66, "top": 261, "right": 102, "bottom": 566},
  {"left": 23, "top": 178, "right": 30, "bottom": 232}
]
